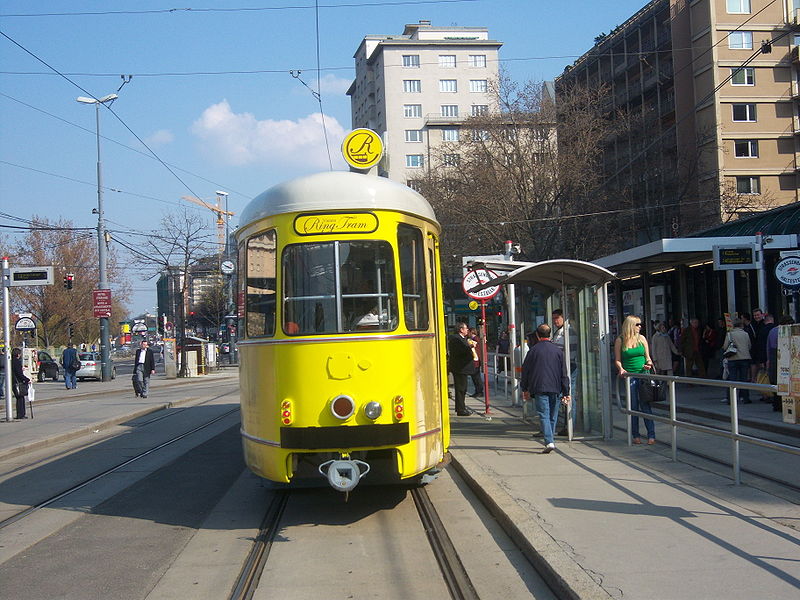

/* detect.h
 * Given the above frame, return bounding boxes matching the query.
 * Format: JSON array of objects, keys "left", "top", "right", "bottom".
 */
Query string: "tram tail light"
[
  {"left": 393, "top": 395, "right": 404, "bottom": 421},
  {"left": 280, "top": 400, "right": 293, "bottom": 425}
]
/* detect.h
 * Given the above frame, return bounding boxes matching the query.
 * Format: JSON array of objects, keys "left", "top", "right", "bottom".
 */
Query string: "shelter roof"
[{"left": 466, "top": 259, "right": 616, "bottom": 295}]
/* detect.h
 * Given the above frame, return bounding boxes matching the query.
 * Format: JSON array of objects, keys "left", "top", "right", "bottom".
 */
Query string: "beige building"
[
  {"left": 347, "top": 20, "right": 502, "bottom": 184},
  {"left": 557, "top": 0, "right": 799, "bottom": 247}
]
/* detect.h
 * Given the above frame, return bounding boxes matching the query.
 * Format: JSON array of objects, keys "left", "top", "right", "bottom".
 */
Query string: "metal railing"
[{"left": 619, "top": 373, "right": 799, "bottom": 485}]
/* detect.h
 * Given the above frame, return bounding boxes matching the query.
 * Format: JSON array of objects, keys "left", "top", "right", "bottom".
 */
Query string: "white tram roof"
[{"left": 239, "top": 171, "right": 438, "bottom": 228}]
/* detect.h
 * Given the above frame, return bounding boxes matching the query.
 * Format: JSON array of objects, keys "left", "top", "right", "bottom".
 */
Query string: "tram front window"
[{"left": 283, "top": 241, "right": 397, "bottom": 334}]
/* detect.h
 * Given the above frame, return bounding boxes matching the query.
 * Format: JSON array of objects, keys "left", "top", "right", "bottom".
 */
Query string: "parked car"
[
  {"left": 36, "top": 350, "right": 60, "bottom": 382},
  {"left": 76, "top": 352, "right": 116, "bottom": 381}
]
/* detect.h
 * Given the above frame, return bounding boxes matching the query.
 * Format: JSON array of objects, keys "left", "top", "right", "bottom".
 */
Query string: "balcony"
[{"left": 425, "top": 113, "right": 466, "bottom": 126}]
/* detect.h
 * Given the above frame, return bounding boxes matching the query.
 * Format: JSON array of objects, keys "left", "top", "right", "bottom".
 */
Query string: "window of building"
[
  {"left": 469, "top": 54, "right": 487, "bottom": 68},
  {"left": 734, "top": 139, "right": 759, "bottom": 157},
  {"left": 439, "top": 55, "right": 456, "bottom": 68},
  {"left": 283, "top": 241, "right": 397, "bottom": 334},
  {"left": 403, "top": 104, "right": 422, "bottom": 118},
  {"left": 245, "top": 230, "right": 277, "bottom": 338},
  {"left": 727, "top": 0, "right": 750, "bottom": 13},
  {"left": 442, "top": 129, "right": 459, "bottom": 142},
  {"left": 732, "top": 103, "right": 757, "bottom": 121},
  {"left": 406, "top": 179, "right": 422, "bottom": 192},
  {"left": 406, "top": 154, "right": 424, "bottom": 168},
  {"left": 402, "top": 54, "right": 420, "bottom": 68},
  {"left": 440, "top": 79, "right": 457, "bottom": 93},
  {"left": 728, "top": 31, "right": 753, "bottom": 49},
  {"left": 469, "top": 79, "right": 488, "bottom": 93},
  {"left": 736, "top": 176, "right": 760, "bottom": 194},
  {"left": 397, "top": 224, "right": 429, "bottom": 331},
  {"left": 405, "top": 129, "right": 423, "bottom": 142},
  {"left": 403, "top": 80, "right": 421, "bottom": 93},
  {"left": 471, "top": 129, "right": 489, "bottom": 141},
  {"left": 443, "top": 153, "right": 460, "bottom": 167},
  {"left": 730, "top": 67, "right": 755, "bottom": 85},
  {"left": 471, "top": 104, "right": 489, "bottom": 116},
  {"left": 441, "top": 104, "right": 459, "bottom": 117}
]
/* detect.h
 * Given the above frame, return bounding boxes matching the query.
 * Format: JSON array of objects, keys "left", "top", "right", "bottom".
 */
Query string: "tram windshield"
[{"left": 283, "top": 241, "right": 398, "bottom": 334}]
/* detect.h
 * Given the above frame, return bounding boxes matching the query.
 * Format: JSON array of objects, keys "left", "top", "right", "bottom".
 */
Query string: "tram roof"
[{"left": 239, "top": 171, "right": 438, "bottom": 227}]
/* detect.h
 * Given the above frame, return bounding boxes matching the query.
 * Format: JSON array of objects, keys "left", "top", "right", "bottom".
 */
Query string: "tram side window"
[
  {"left": 283, "top": 241, "right": 397, "bottom": 334},
  {"left": 398, "top": 224, "right": 429, "bottom": 330},
  {"left": 245, "top": 230, "right": 277, "bottom": 337}
]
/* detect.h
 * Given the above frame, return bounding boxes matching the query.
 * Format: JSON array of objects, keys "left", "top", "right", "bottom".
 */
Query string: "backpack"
[{"left": 70, "top": 353, "right": 81, "bottom": 371}]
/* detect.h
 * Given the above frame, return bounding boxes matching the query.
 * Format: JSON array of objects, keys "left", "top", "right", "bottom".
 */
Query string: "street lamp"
[{"left": 77, "top": 93, "right": 118, "bottom": 382}]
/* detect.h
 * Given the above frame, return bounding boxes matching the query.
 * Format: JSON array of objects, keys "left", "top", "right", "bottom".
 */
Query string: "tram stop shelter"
[{"left": 465, "top": 257, "right": 617, "bottom": 441}]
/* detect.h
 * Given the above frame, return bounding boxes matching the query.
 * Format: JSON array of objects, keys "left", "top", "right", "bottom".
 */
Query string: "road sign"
[
  {"left": 462, "top": 268, "right": 500, "bottom": 301},
  {"left": 775, "top": 257, "right": 800, "bottom": 288},
  {"left": 221, "top": 260, "right": 235, "bottom": 275},
  {"left": 131, "top": 322, "right": 147, "bottom": 333},
  {"left": 7, "top": 266, "right": 54, "bottom": 287},
  {"left": 92, "top": 289, "right": 112, "bottom": 318},
  {"left": 15, "top": 316, "right": 36, "bottom": 331},
  {"left": 341, "top": 128, "right": 384, "bottom": 169}
]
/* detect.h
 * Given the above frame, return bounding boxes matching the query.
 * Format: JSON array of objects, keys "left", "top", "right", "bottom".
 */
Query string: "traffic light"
[
  {"left": 63, "top": 273, "right": 74, "bottom": 289},
  {"left": 68, "top": 322, "right": 75, "bottom": 338}
]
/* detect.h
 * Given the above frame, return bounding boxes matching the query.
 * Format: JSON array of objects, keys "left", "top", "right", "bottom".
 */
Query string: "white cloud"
[
  {"left": 318, "top": 74, "right": 353, "bottom": 95},
  {"left": 191, "top": 100, "right": 347, "bottom": 169},
  {"left": 145, "top": 129, "right": 174, "bottom": 146}
]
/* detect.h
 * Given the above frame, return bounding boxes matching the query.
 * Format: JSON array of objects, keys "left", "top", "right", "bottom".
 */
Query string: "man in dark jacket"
[
  {"left": 61, "top": 343, "right": 79, "bottom": 390},
  {"left": 133, "top": 340, "right": 156, "bottom": 398},
  {"left": 447, "top": 322, "right": 475, "bottom": 416},
  {"left": 520, "top": 324, "right": 571, "bottom": 452}
]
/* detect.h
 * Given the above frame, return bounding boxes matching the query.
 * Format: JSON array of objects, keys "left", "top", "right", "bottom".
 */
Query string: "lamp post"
[
  {"left": 216, "top": 190, "right": 236, "bottom": 364},
  {"left": 77, "top": 93, "right": 117, "bottom": 382}
]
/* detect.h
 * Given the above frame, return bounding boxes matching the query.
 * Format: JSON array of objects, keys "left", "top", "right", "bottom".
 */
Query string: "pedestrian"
[
  {"left": 753, "top": 313, "right": 775, "bottom": 393},
  {"left": 61, "top": 342, "right": 80, "bottom": 390},
  {"left": 520, "top": 323, "right": 571, "bottom": 453},
  {"left": 651, "top": 321, "right": 679, "bottom": 375},
  {"left": 133, "top": 340, "right": 156, "bottom": 398},
  {"left": 680, "top": 318, "right": 706, "bottom": 378},
  {"left": 614, "top": 315, "right": 655, "bottom": 444},
  {"left": 721, "top": 318, "right": 752, "bottom": 405},
  {"left": 468, "top": 327, "right": 483, "bottom": 398},
  {"left": 11, "top": 348, "right": 30, "bottom": 419},
  {"left": 447, "top": 322, "right": 475, "bottom": 416},
  {"left": 551, "top": 308, "right": 578, "bottom": 435},
  {"left": 0, "top": 348, "right": 6, "bottom": 399}
]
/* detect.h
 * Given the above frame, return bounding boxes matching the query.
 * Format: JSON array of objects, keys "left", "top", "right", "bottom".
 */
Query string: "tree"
[
  {"left": 3, "top": 218, "right": 130, "bottom": 348},
  {"left": 138, "top": 209, "right": 215, "bottom": 377},
  {"left": 193, "top": 278, "right": 228, "bottom": 340},
  {"left": 411, "top": 75, "right": 623, "bottom": 265}
]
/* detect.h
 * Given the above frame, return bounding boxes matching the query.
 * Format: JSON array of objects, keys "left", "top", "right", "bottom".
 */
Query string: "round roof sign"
[
  {"left": 221, "top": 260, "right": 235, "bottom": 275},
  {"left": 341, "top": 128, "right": 384, "bottom": 170},
  {"left": 775, "top": 257, "right": 800, "bottom": 288}
]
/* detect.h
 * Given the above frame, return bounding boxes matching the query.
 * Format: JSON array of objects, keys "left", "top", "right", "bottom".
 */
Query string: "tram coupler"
[{"left": 319, "top": 455, "right": 371, "bottom": 493}]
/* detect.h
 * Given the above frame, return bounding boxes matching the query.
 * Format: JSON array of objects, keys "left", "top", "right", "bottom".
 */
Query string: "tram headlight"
[
  {"left": 331, "top": 395, "right": 355, "bottom": 420},
  {"left": 364, "top": 401, "right": 382, "bottom": 420}
]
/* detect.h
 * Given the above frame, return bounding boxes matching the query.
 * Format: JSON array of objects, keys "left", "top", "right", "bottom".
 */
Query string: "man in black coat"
[
  {"left": 520, "top": 324, "right": 571, "bottom": 453},
  {"left": 447, "top": 322, "right": 475, "bottom": 416},
  {"left": 133, "top": 340, "right": 156, "bottom": 398}
]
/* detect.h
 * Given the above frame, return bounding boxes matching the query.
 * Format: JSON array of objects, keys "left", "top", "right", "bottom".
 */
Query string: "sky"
[{"left": 1, "top": 0, "right": 648, "bottom": 316}]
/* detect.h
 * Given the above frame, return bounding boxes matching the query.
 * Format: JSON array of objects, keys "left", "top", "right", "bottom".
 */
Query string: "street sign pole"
[
  {"left": 2, "top": 257, "right": 13, "bottom": 421},
  {"left": 463, "top": 267, "right": 500, "bottom": 416},
  {"left": 480, "top": 300, "right": 490, "bottom": 414}
]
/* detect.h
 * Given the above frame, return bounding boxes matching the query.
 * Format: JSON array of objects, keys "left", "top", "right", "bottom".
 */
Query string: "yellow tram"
[{"left": 236, "top": 171, "right": 450, "bottom": 491}]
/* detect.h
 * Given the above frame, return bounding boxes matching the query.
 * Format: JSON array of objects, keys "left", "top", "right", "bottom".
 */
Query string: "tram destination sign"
[
  {"left": 712, "top": 244, "right": 758, "bottom": 271},
  {"left": 6, "top": 266, "right": 54, "bottom": 287}
]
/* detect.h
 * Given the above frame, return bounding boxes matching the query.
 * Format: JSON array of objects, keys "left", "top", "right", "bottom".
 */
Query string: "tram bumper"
[{"left": 319, "top": 456, "right": 371, "bottom": 492}]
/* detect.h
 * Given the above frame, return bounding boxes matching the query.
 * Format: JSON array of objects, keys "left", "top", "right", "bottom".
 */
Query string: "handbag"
[{"left": 723, "top": 339, "right": 738, "bottom": 358}]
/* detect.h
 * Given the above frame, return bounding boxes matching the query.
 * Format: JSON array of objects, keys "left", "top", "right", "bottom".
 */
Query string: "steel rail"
[
  {"left": 229, "top": 490, "right": 289, "bottom": 600},
  {"left": 0, "top": 405, "right": 240, "bottom": 530},
  {"left": 411, "top": 486, "right": 480, "bottom": 600}
]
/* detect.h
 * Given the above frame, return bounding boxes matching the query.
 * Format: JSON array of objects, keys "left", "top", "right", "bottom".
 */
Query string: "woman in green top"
[{"left": 614, "top": 315, "right": 655, "bottom": 444}]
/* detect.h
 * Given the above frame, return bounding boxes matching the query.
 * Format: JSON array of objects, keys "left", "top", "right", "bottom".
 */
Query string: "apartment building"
[
  {"left": 556, "top": 0, "right": 799, "bottom": 248},
  {"left": 347, "top": 20, "right": 502, "bottom": 184}
]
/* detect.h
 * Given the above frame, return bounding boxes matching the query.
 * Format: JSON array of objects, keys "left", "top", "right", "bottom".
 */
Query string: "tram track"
[{"left": 0, "top": 404, "right": 240, "bottom": 530}]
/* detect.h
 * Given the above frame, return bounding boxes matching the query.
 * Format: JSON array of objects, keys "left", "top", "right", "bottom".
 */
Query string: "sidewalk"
[{"left": 448, "top": 389, "right": 800, "bottom": 600}]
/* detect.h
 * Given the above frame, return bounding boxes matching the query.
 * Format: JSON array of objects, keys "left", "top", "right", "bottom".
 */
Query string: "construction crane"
[{"left": 181, "top": 192, "right": 235, "bottom": 255}]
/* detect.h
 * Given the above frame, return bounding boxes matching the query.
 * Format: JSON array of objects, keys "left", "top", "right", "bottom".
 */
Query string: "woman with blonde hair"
[{"left": 614, "top": 315, "right": 655, "bottom": 444}]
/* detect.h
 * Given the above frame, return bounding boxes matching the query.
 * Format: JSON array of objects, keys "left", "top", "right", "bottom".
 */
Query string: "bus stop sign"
[{"left": 462, "top": 268, "right": 500, "bottom": 301}]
